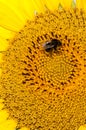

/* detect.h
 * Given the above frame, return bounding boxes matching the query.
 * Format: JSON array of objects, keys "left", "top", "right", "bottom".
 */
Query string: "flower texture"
[{"left": 0, "top": 0, "right": 86, "bottom": 130}]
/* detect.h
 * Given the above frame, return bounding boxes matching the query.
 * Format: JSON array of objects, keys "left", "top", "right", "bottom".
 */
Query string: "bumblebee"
[{"left": 43, "top": 39, "right": 62, "bottom": 52}]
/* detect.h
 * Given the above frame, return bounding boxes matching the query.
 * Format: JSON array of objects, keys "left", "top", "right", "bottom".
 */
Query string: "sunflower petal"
[
  {"left": 43, "top": 0, "right": 73, "bottom": 10},
  {"left": 19, "top": 0, "right": 45, "bottom": 20},
  {"left": 0, "top": 119, "right": 17, "bottom": 130},
  {"left": 0, "top": 103, "right": 4, "bottom": 110},
  {"left": 59, "top": 0, "right": 73, "bottom": 8},
  {"left": 71, "top": 0, "right": 76, "bottom": 8},
  {"left": 20, "top": 127, "right": 29, "bottom": 130},
  {"left": 32, "top": 0, "right": 46, "bottom": 13},
  {"left": 0, "top": 0, "right": 46, "bottom": 33},
  {"left": 43, "top": 0, "right": 60, "bottom": 10},
  {"left": 0, "top": 110, "right": 9, "bottom": 123},
  {"left": 0, "top": 37, "right": 9, "bottom": 51},
  {"left": 0, "top": 27, "right": 14, "bottom": 39},
  {"left": 78, "top": 125, "right": 86, "bottom": 130},
  {"left": 0, "top": 0, "right": 28, "bottom": 21},
  {"left": 0, "top": 100, "right": 4, "bottom": 110},
  {"left": 0, "top": 1, "right": 25, "bottom": 32},
  {"left": 0, "top": 27, "right": 15, "bottom": 52},
  {"left": 76, "top": 0, "right": 86, "bottom": 10}
]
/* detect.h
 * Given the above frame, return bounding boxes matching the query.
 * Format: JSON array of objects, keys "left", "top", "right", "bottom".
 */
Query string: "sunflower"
[{"left": 0, "top": 0, "right": 86, "bottom": 130}]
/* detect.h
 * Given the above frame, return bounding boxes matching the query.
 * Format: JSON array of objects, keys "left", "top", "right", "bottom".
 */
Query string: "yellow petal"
[
  {"left": 59, "top": 0, "right": 73, "bottom": 8},
  {"left": 0, "top": 102, "right": 4, "bottom": 110},
  {"left": 0, "top": 27, "right": 14, "bottom": 39},
  {"left": 0, "top": 110, "right": 9, "bottom": 123},
  {"left": 0, "top": 0, "right": 28, "bottom": 22},
  {"left": 43, "top": 0, "right": 60, "bottom": 10},
  {"left": 19, "top": 0, "right": 45, "bottom": 20},
  {"left": 0, "top": 27, "right": 15, "bottom": 52},
  {"left": 0, "top": 37, "right": 9, "bottom": 51},
  {"left": 0, "top": 100, "right": 4, "bottom": 110},
  {"left": 0, "top": 1, "right": 25, "bottom": 32},
  {"left": 0, "top": 0, "right": 46, "bottom": 32},
  {"left": 78, "top": 125, "right": 86, "bottom": 130},
  {"left": 0, "top": 99, "right": 4, "bottom": 103},
  {"left": 42, "top": 0, "right": 74, "bottom": 11},
  {"left": 32, "top": 0, "right": 46, "bottom": 12},
  {"left": 20, "top": 127, "right": 29, "bottom": 130},
  {"left": 0, "top": 119, "right": 16, "bottom": 130},
  {"left": 76, "top": 0, "right": 86, "bottom": 10}
]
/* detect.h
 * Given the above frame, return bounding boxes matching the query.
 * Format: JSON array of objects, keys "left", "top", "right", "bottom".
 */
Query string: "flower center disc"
[{"left": 0, "top": 9, "right": 86, "bottom": 129}]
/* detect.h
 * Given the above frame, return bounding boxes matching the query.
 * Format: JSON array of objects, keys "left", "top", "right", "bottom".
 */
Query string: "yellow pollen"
[{"left": 0, "top": 8, "right": 86, "bottom": 129}]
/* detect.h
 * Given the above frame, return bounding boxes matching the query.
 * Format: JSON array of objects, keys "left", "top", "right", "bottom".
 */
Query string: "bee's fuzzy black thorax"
[{"left": 43, "top": 39, "right": 62, "bottom": 52}]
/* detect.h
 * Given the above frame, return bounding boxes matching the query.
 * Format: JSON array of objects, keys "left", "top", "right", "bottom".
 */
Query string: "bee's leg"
[
  {"left": 49, "top": 49, "right": 54, "bottom": 57},
  {"left": 54, "top": 47, "right": 57, "bottom": 53},
  {"left": 54, "top": 47, "right": 62, "bottom": 55}
]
